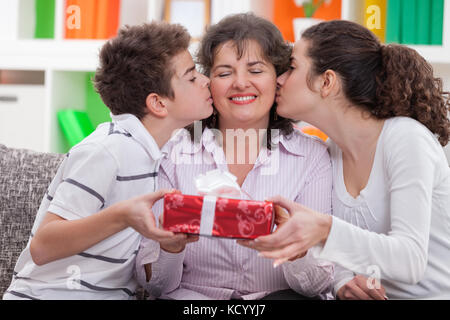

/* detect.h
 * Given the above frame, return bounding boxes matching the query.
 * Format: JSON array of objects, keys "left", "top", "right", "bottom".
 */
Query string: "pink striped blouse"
[{"left": 135, "top": 127, "right": 334, "bottom": 300}]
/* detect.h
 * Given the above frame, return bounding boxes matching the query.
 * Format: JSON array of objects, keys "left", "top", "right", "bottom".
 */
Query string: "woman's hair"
[
  {"left": 302, "top": 20, "right": 450, "bottom": 146},
  {"left": 190, "top": 13, "right": 294, "bottom": 147},
  {"left": 94, "top": 22, "right": 190, "bottom": 119}
]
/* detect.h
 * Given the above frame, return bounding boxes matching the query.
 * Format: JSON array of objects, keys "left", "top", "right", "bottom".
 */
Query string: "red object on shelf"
[
  {"left": 273, "top": 0, "right": 342, "bottom": 42},
  {"left": 65, "top": 0, "right": 97, "bottom": 39},
  {"left": 163, "top": 193, "right": 275, "bottom": 240},
  {"left": 95, "top": 0, "right": 121, "bottom": 39}
]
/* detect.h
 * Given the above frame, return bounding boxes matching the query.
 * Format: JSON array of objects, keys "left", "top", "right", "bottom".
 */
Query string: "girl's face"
[
  {"left": 209, "top": 40, "right": 277, "bottom": 128},
  {"left": 276, "top": 39, "right": 321, "bottom": 121}
]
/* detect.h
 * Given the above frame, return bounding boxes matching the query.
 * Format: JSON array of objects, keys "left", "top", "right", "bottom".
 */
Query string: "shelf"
[
  {"left": 0, "top": 39, "right": 202, "bottom": 72},
  {"left": 0, "top": 40, "right": 104, "bottom": 71},
  {"left": 408, "top": 45, "right": 450, "bottom": 65}
]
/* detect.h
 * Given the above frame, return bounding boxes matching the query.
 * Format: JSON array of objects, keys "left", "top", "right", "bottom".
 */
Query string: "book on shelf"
[
  {"left": 416, "top": 0, "right": 432, "bottom": 45},
  {"left": 385, "top": 0, "right": 401, "bottom": 44},
  {"left": 430, "top": 0, "right": 444, "bottom": 45},
  {"left": 34, "top": 0, "right": 56, "bottom": 39},
  {"left": 401, "top": 0, "right": 417, "bottom": 44},
  {"left": 57, "top": 110, "right": 94, "bottom": 148},
  {"left": 95, "top": 0, "right": 121, "bottom": 39},
  {"left": 65, "top": 0, "right": 121, "bottom": 39},
  {"left": 65, "top": 0, "right": 79, "bottom": 39},
  {"left": 364, "top": 0, "right": 387, "bottom": 42}
]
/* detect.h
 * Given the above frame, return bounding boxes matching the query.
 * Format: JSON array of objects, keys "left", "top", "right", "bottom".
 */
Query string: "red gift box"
[{"left": 162, "top": 193, "right": 275, "bottom": 239}]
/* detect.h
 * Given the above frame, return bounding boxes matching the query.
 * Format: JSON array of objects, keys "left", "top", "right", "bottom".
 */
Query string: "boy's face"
[{"left": 165, "top": 50, "right": 213, "bottom": 127}]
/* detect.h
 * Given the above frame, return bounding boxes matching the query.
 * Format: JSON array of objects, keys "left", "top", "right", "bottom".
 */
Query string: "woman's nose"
[{"left": 232, "top": 73, "right": 250, "bottom": 90}]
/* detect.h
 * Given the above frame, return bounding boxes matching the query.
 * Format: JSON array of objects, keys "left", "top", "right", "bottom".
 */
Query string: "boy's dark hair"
[{"left": 94, "top": 22, "right": 191, "bottom": 119}]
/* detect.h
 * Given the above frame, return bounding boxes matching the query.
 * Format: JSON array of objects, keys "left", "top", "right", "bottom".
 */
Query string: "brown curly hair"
[
  {"left": 189, "top": 13, "right": 294, "bottom": 148},
  {"left": 94, "top": 22, "right": 190, "bottom": 119},
  {"left": 302, "top": 20, "right": 450, "bottom": 146}
]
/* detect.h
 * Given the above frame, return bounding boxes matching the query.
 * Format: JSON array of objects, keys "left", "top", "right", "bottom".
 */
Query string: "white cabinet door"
[{"left": 0, "top": 85, "right": 46, "bottom": 152}]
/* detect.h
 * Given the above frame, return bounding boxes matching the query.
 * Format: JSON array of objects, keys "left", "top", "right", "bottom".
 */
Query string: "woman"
[
  {"left": 240, "top": 20, "right": 450, "bottom": 300},
  {"left": 135, "top": 13, "right": 335, "bottom": 300}
]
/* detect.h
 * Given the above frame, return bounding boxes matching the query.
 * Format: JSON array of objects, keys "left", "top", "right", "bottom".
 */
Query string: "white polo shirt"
[{"left": 4, "top": 113, "right": 162, "bottom": 300}]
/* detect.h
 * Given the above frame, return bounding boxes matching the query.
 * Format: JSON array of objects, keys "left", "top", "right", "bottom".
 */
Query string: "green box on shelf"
[{"left": 57, "top": 110, "right": 94, "bottom": 148}]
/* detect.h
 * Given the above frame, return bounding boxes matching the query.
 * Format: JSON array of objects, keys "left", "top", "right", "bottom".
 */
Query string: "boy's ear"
[{"left": 146, "top": 93, "right": 169, "bottom": 118}]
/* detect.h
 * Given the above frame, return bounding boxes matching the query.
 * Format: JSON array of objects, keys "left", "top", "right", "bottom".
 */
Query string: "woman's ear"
[
  {"left": 146, "top": 93, "right": 169, "bottom": 118},
  {"left": 320, "top": 70, "right": 338, "bottom": 98}
]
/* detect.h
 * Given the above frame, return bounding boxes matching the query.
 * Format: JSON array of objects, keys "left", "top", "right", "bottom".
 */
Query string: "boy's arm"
[{"left": 30, "top": 190, "right": 176, "bottom": 266}]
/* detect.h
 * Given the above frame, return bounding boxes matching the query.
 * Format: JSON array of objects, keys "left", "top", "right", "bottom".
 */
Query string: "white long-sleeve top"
[{"left": 313, "top": 117, "right": 450, "bottom": 299}]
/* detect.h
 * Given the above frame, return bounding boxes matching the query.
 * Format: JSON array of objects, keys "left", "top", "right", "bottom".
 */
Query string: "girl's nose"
[{"left": 277, "top": 71, "right": 288, "bottom": 87}]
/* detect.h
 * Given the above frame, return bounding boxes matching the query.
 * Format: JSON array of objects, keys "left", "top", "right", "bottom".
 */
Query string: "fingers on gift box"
[{"left": 162, "top": 193, "right": 275, "bottom": 240}]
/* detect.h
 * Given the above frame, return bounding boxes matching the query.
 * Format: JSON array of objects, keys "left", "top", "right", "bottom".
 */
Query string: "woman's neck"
[
  {"left": 218, "top": 116, "right": 270, "bottom": 165},
  {"left": 306, "top": 104, "right": 385, "bottom": 162}
]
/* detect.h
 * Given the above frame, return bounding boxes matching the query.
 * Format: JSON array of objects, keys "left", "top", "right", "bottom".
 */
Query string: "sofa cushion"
[{"left": 0, "top": 144, "right": 64, "bottom": 297}]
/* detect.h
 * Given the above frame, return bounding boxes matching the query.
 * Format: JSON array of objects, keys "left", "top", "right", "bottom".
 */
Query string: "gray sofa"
[{"left": 0, "top": 144, "right": 145, "bottom": 299}]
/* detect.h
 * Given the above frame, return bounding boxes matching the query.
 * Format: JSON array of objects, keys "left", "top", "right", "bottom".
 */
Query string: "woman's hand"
[
  {"left": 237, "top": 195, "right": 332, "bottom": 267},
  {"left": 157, "top": 214, "right": 199, "bottom": 253},
  {"left": 337, "top": 275, "right": 388, "bottom": 300}
]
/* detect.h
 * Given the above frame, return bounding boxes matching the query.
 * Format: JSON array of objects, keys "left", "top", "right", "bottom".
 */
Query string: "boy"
[{"left": 3, "top": 22, "right": 213, "bottom": 300}]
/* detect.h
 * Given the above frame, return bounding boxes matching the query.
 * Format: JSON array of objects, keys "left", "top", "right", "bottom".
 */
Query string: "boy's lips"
[{"left": 229, "top": 93, "right": 257, "bottom": 105}]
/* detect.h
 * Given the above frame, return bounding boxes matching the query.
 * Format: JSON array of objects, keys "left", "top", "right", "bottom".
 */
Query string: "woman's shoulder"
[
  {"left": 280, "top": 127, "right": 329, "bottom": 157},
  {"left": 383, "top": 116, "right": 440, "bottom": 149}
]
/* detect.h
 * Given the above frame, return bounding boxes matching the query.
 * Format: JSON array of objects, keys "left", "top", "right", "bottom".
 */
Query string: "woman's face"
[
  {"left": 209, "top": 40, "right": 277, "bottom": 128},
  {"left": 276, "top": 39, "right": 321, "bottom": 121}
]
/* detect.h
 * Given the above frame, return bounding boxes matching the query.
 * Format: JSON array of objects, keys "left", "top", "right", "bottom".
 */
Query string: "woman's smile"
[{"left": 229, "top": 93, "right": 258, "bottom": 105}]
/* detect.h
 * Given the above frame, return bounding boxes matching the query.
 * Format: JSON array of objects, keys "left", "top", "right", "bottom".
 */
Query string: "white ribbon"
[{"left": 199, "top": 195, "right": 217, "bottom": 236}]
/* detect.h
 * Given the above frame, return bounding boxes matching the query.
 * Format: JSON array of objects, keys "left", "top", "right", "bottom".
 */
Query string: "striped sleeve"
[
  {"left": 48, "top": 143, "right": 118, "bottom": 220},
  {"left": 282, "top": 143, "right": 334, "bottom": 297},
  {"left": 135, "top": 163, "right": 185, "bottom": 297},
  {"left": 296, "top": 144, "right": 333, "bottom": 214}
]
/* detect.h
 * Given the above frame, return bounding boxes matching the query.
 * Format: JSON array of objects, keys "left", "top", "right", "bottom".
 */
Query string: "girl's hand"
[
  {"left": 337, "top": 275, "right": 388, "bottom": 300},
  {"left": 237, "top": 195, "right": 332, "bottom": 267}
]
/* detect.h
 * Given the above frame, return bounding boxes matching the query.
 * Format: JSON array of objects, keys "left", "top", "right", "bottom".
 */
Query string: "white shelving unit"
[{"left": 0, "top": 0, "right": 449, "bottom": 161}]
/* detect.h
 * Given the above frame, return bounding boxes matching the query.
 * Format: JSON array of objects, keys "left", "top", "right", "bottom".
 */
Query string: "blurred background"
[{"left": 0, "top": 0, "right": 448, "bottom": 164}]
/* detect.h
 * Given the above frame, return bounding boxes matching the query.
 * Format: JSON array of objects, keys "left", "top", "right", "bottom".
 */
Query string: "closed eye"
[{"left": 218, "top": 72, "right": 231, "bottom": 78}]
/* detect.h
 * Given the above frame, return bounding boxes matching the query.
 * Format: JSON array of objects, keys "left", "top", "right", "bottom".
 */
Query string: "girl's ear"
[
  {"left": 145, "top": 93, "right": 169, "bottom": 118},
  {"left": 320, "top": 69, "right": 338, "bottom": 98}
]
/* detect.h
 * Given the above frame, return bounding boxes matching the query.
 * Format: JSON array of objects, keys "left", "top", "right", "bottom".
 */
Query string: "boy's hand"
[
  {"left": 119, "top": 189, "right": 178, "bottom": 242},
  {"left": 158, "top": 214, "right": 199, "bottom": 253}
]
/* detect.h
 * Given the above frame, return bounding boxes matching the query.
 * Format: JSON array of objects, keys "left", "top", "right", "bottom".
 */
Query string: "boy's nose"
[{"left": 201, "top": 74, "right": 210, "bottom": 88}]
